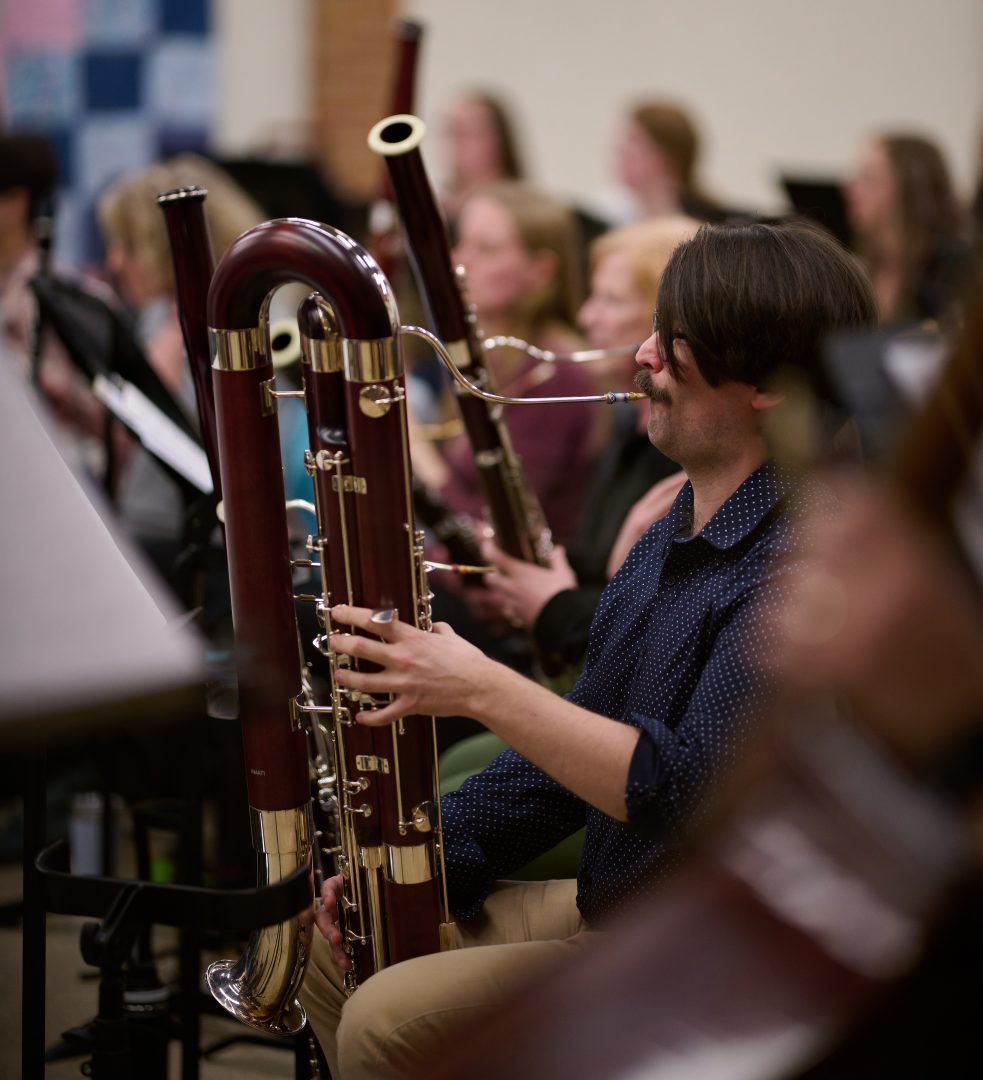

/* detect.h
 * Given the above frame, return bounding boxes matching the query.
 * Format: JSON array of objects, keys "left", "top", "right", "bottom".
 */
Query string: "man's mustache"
[{"left": 634, "top": 369, "right": 671, "bottom": 405}]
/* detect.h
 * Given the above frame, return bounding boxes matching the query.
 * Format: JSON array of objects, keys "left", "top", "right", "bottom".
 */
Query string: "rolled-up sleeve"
[
  {"left": 624, "top": 566, "right": 793, "bottom": 836},
  {"left": 440, "top": 747, "right": 587, "bottom": 921}
]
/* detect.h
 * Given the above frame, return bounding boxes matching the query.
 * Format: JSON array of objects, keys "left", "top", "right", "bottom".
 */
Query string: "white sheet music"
[
  {"left": 92, "top": 374, "right": 213, "bottom": 495},
  {"left": 884, "top": 335, "right": 983, "bottom": 588}
]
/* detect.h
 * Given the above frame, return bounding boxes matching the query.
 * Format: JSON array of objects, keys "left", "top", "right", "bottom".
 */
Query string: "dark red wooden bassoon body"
[
  {"left": 367, "top": 19, "right": 424, "bottom": 283},
  {"left": 157, "top": 186, "right": 222, "bottom": 500}
]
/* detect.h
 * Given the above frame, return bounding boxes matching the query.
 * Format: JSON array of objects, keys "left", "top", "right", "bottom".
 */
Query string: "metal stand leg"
[
  {"left": 179, "top": 793, "right": 203, "bottom": 1080},
  {"left": 21, "top": 745, "right": 47, "bottom": 1080}
]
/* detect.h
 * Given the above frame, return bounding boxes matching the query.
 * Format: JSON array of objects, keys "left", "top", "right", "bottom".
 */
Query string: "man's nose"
[{"left": 635, "top": 332, "right": 663, "bottom": 371}]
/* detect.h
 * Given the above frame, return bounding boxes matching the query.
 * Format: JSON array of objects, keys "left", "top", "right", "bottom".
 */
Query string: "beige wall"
[
  {"left": 213, "top": 0, "right": 315, "bottom": 157},
  {"left": 216, "top": 0, "right": 983, "bottom": 213}
]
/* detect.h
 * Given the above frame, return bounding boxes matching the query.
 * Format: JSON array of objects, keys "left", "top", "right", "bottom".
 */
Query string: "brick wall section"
[{"left": 313, "top": 0, "right": 398, "bottom": 201}]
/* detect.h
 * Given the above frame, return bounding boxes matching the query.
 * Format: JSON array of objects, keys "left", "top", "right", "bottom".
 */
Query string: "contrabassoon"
[
  {"left": 162, "top": 207, "right": 456, "bottom": 1031},
  {"left": 295, "top": 284, "right": 454, "bottom": 988}
]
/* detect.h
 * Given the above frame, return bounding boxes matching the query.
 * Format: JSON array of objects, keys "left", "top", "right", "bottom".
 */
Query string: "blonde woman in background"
[
  {"left": 99, "top": 154, "right": 265, "bottom": 398},
  {"left": 97, "top": 155, "right": 266, "bottom": 565}
]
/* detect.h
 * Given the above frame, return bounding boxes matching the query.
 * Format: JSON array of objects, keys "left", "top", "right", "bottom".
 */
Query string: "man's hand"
[
  {"left": 328, "top": 604, "right": 496, "bottom": 724},
  {"left": 38, "top": 351, "right": 106, "bottom": 437},
  {"left": 331, "top": 605, "right": 640, "bottom": 821},
  {"left": 481, "top": 542, "right": 578, "bottom": 628},
  {"left": 313, "top": 874, "right": 352, "bottom": 972}
]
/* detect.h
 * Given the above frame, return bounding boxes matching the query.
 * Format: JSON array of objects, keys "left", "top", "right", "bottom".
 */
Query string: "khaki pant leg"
[
  {"left": 339, "top": 878, "right": 590, "bottom": 1080},
  {"left": 458, "top": 878, "right": 586, "bottom": 946},
  {"left": 300, "top": 929, "right": 351, "bottom": 1078},
  {"left": 301, "top": 879, "right": 589, "bottom": 1080}
]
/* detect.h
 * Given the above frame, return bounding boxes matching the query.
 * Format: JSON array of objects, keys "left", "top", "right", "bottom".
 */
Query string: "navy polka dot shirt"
[{"left": 441, "top": 463, "right": 825, "bottom": 923}]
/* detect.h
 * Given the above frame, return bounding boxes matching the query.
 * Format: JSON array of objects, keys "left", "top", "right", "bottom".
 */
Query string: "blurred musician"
[
  {"left": 96, "top": 154, "right": 266, "bottom": 572},
  {"left": 301, "top": 220, "right": 876, "bottom": 1079},
  {"left": 0, "top": 132, "right": 105, "bottom": 453},
  {"left": 419, "top": 179, "right": 602, "bottom": 689},
  {"left": 844, "top": 132, "right": 973, "bottom": 325},
  {"left": 593, "top": 100, "right": 736, "bottom": 228},
  {"left": 438, "top": 89, "right": 526, "bottom": 227}
]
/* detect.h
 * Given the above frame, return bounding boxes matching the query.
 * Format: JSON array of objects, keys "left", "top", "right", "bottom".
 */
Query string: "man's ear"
[{"left": 750, "top": 387, "right": 785, "bottom": 411}]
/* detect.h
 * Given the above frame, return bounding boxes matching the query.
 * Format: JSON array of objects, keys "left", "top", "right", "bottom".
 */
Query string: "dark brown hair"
[
  {"left": 883, "top": 134, "right": 963, "bottom": 250},
  {"left": 467, "top": 91, "right": 525, "bottom": 182},
  {"left": 880, "top": 133, "right": 966, "bottom": 318},
  {"left": 0, "top": 131, "right": 57, "bottom": 220},
  {"left": 657, "top": 221, "right": 877, "bottom": 393}
]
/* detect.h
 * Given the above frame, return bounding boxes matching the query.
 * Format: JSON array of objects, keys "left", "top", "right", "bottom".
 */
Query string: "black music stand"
[
  {"left": 0, "top": 363, "right": 311, "bottom": 1078},
  {"left": 780, "top": 174, "right": 852, "bottom": 248}
]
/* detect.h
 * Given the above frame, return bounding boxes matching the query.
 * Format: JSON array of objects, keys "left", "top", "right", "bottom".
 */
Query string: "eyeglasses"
[{"left": 652, "top": 311, "right": 689, "bottom": 345}]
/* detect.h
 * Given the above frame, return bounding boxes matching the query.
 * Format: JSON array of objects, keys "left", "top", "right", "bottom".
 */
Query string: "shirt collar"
[{"left": 669, "top": 462, "right": 792, "bottom": 551}]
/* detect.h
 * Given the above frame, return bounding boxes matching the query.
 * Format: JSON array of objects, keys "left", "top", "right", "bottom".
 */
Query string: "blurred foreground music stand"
[
  {"left": 0, "top": 365, "right": 309, "bottom": 1078},
  {"left": 31, "top": 270, "right": 226, "bottom": 626}
]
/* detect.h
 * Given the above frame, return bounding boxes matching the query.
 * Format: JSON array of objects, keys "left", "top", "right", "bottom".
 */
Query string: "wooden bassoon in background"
[
  {"left": 368, "top": 113, "right": 555, "bottom": 568},
  {"left": 366, "top": 19, "right": 424, "bottom": 285}
]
